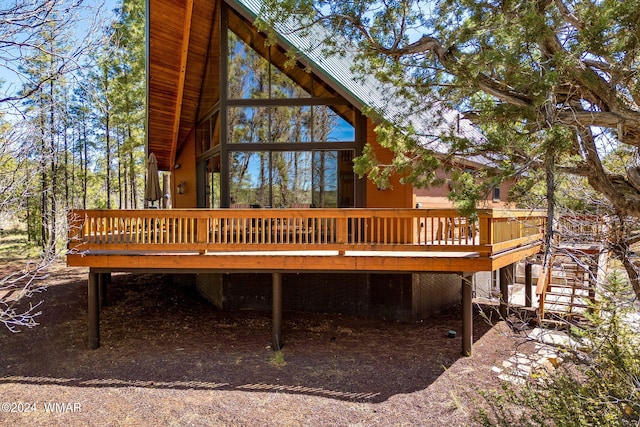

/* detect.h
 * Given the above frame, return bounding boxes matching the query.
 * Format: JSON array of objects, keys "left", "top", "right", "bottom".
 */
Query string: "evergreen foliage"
[
  {"left": 0, "top": 0, "right": 146, "bottom": 242},
  {"left": 258, "top": 0, "right": 640, "bottom": 217},
  {"left": 0, "top": 0, "right": 145, "bottom": 331},
  {"left": 477, "top": 272, "right": 640, "bottom": 427},
  {"left": 258, "top": 1, "right": 640, "bottom": 423}
]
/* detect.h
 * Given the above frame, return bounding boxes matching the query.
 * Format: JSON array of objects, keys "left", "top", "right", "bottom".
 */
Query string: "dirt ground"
[{"left": 0, "top": 263, "right": 533, "bottom": 426}]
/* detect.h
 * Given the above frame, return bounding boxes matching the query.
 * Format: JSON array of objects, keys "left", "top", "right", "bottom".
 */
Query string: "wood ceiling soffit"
[
  {"left": 176, "top": 0, "right": 219, "bottom": 160},
  {"left": 168, "top": 0, "right": 194, "bottom": 170},
  {"left": 148, "top": 0, "right": 188, "bottom": 170}
]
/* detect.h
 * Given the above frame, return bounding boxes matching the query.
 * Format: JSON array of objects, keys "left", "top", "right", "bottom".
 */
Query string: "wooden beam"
[
  {"left": 525, "top": 262, "right": 533, "bottom": 307},
  {"left": 98, "top": 272, "right": 109, "bottom": 309},
  {"left": 67, "top": 252, "right": 492, "bottom": 273},
  {"left": 461, "top": 273, "right": 473, "bottom": 356},
  {"left": 168, "top": 0, "right": 194, "bottom": 170},
  {"left": 499, "top": 264, "right": 514, "bottom": 319},
  {"left": 227, "top": 97, "right": 349, "bottom": 107},
  {"left": 88, "top": 272, "right": 100, "bottom": 350},
  {"left": 272, "top": 272, "right": 283, "bottom": 351},
  {"left": 490, "top": 244, "right": 542, "bottom": 270}
]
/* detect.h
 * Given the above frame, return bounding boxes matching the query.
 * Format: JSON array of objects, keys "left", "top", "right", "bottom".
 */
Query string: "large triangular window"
[{"left": 194, "top": 10, "right": 362, "bottom": 208}]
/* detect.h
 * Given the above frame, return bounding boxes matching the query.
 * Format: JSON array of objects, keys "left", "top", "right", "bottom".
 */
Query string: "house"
[{"left": 66, "top": 0, "right": 545, "bottom": 354}]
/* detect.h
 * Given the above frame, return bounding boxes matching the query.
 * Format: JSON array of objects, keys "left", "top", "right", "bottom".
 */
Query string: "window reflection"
[
  {"left": 228, "top": 150, "right": 354, "bottom": 208},
  {"left": 212, "top": 29, "right": 359, "bottom": 208},
  {"left": 227, "top": 107, "right": 269, "bottom": 144},
  {"left": 272, "top": 152, "right": 312, "bottom": 207},
  {"left": 227, "top": 106, "right": 353, "bottom": 144},
  {"left": 227, "top": 32, "right": 311, "bottom": 100}
]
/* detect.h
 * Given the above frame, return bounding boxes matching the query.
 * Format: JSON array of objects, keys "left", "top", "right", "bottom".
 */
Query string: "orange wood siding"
[
  {"left": 172, "top": 129, "right": 197, "bottom": 208},
  {"left": 364, "top": 119, "right": 414, "bottom": 208}
]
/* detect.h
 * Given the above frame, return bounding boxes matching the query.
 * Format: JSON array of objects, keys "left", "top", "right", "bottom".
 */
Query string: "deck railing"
[
  {"left": 68, "top": 208, "right": 546, "bottom": 255},
  {"left": 557, "top": 214, "right": 606, "bottom": 243}
]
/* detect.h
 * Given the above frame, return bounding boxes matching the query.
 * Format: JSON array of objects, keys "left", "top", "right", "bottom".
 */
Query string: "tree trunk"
[
  {"left": 82, "top": 118, "right": 88, "bottom": 210},
  {"left": 49, "top": 77, "right": 57, "bottom": 252},
  {"left": 63, "top": 97, "right": 69, "bottom": 211},
  {"left": 40, "top": 95, "right": 48, "bottom": 250},
  {"left": 129, "top": 150, "right": 137, "bottom": 209},
  {"left": 105, "top": 108, "right": 111, "bottom": 209},
  {"left": 117, "top": 129, "right": 123, "bottom": 209},
  {"left": 543, "top": 146, "right": 556, "bottom": 267}
]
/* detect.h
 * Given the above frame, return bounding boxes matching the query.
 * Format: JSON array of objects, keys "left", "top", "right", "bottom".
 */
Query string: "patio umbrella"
[{"left": 145, "top": 152, "right": 162, "bottom": 206}]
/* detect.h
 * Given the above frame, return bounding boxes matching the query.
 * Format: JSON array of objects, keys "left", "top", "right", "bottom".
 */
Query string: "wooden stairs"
[
  {"left": 509, "top": 214, "right": 607, "bottom": 326},
  {"left": 535, "top": 251, "right": 602, "bottom": 325}
]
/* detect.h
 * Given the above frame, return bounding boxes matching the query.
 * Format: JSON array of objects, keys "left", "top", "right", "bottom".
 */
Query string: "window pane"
[
  {"left": 312, "top": 106, "right": 355, "bottom": 142},
  {"left": 338, "top": 150, "right": 355, "bottom": 207},
  {"left": 228, "top": 32, "right": 269, "bottom": 99},
  {"left": 229, "top": 152, "right": 270, "bottom": 206},
  {"left": 228, "top": 32, "right": 311, "bottom": 100},
  {"left": 228, "top": 106, "right": 356, "bottom": 144},
  {"left": 271, "top": 151, "right": 312, "bottom": 207},
  {"left": 270, "top": 106, "right": 312, "bottom": 143},
  {"left": 228, "top": 150, "right": 354, "bottom": 208},
  {"left": 227, "top": 107, "right": 269, "bottom": 143},
  {"left": 269, "top": 66, "right": 311, "bottom": 98},
  {"left": 312, "top": 151, "right": 338, "bottom": 207},
  {"left": 207, "top": 156, "right": 221, "bottom": 208},
  {"left": 196, "top": 121, "right": 210, "bottom": 156}
]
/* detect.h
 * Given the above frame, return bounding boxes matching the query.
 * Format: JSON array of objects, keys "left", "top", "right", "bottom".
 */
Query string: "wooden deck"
[
  {"left": 67, "top": 208, "right": 546, "bottom": 355},
  {"left": 67, "top": 208, "right": 546, "bottom": 273}
]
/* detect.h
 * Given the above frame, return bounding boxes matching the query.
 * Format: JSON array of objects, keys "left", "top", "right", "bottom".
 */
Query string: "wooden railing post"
[
  {"left": 197, "top": 217, "right": 209, "bottom": 253},
  {"left": 336, "top": 217, "right": 347, "bottom": 254},
  {"left": 478, "top": 216, "right": 493, "bottom": 245}
]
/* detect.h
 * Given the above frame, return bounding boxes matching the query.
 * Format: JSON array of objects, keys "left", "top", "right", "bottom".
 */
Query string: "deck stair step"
[
  {"left": 545, "top": 283, "right": 593, "bottom": 290},
  {"left": 544, "top": 291, "right": 593, "bottom": 298},
  {"left": 516, "top": 275, "right": 571, "bottom": 286},
  {"left": 543, "top": 301, "right": 592, "bottom": 309}
]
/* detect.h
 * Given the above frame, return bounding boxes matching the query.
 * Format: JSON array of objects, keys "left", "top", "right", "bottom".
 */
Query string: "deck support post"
[
  {"left": 524, "top": 262, "right": 533, "bottom": 307},
  {"left": 499, "top": 264, "right": 514, "bottom": 319},
  {"left": 272, "top": 272, "right": 283, "bottom": 351},
  {"left": 88, "top": 271, "right": 100, "bottom": 350},
  {"left": 461, "top": 273, "right": 473, "bottom": 356},
  {"left": 98, "top": 272, "right": 110, "bottom": 308}
]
